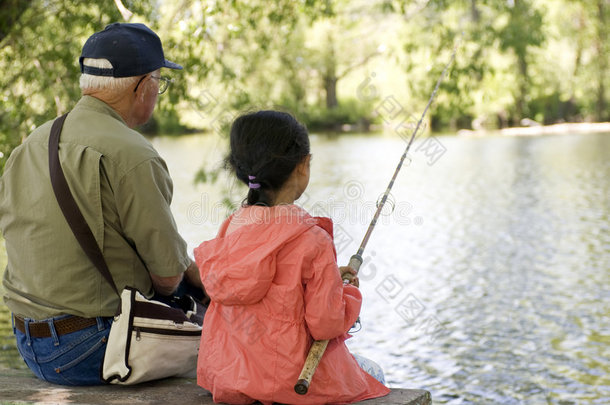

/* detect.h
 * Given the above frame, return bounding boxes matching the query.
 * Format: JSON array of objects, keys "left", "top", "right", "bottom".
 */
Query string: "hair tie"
[{"left": 248, "top": 175, "right": 261, "bottom": 189}]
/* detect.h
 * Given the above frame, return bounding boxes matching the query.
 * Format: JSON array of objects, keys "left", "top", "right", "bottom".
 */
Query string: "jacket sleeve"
[
  {"left": 114, "top": 157, "right": 191, "bottom": 277},
  {"left": 302, "top": 228, "right": 362, "bottom": 340}
]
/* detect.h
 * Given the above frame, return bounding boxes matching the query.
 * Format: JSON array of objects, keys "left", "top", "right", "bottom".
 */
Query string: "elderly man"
[{"left": 0, "top": 23, "right": 204, "bottom": 385}]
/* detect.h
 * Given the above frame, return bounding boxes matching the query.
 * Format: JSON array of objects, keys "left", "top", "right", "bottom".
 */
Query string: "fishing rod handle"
[
  {"left": 294, "top": 254, "right": 364, "bottom": 395},
  {"left": 294, "top": 339, "right": 329, "bottom": 395},
  {"left": 347, "top": 254, "right": 363, "bottom": 273},
  {"left": 343, "top": 254, "right": 363, "bottom": 285}
]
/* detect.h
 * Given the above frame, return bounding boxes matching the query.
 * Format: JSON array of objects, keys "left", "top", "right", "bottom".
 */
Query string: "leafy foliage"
[
  {"left": 0, "top": 0, "right": 608, "bottom": 171},
  {"left": 0, "top": 1, "right": 153, "bottom": 171}
]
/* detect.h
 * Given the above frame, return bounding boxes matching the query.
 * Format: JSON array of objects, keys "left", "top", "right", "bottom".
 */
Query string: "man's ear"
[{"left": 134, "top": 75, "right": 150, "bottom": 100}]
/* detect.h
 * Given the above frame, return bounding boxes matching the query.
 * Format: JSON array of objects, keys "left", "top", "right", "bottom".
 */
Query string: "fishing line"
[
  {"left": 349, "top": 42, "right": 459, "bottom": 268},
  {"left": 295, "top": 34, "right": 462, "bottom": 396}
]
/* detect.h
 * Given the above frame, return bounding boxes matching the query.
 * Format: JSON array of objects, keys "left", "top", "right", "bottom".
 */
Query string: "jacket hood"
[{"left": 194, "top": 206, "right": 332, "bottom": 306}]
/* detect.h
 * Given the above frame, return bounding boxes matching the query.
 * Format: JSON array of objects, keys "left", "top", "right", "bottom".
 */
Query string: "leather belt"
[{"left": 14, "top": 315, "right": 98, "bottom": 338}]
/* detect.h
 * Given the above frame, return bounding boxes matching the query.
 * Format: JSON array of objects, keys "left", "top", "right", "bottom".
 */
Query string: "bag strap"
[{"left": 48, "top": 113, "right": 120, "bottom": 296}]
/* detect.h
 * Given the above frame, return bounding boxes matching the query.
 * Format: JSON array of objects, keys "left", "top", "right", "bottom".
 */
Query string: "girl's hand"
[{"left": 339, "top": 266, "right": 359, "bottom": 288}]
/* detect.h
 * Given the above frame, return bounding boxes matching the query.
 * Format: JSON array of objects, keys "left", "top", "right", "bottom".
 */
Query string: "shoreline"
[
  {"left": 456, "top": 122, "right": 610, "bottom": 137},
  {"left": 147, "top": 121, "right": 610, "bottom": 139}
]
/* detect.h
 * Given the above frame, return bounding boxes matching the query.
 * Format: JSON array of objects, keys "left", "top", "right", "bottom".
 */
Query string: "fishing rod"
[{"left": 294, "top": 42, "right": 459, "bottom": 395}]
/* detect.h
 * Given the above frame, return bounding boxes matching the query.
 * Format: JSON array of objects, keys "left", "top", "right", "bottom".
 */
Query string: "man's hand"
[
  {"left": 339, "top": 266, "right": 359, "bottom": 288},
  {"left": 184, "top": 260, "right": 204, "bottom": 289},
  {"left": 185, "top": 260, "right": 211, "bottom": 305},
  {"left": 149, "top": 261, "right": 200, "bottom": 296},
  {"left": 151, "top": 261, "right": 209, "bottom": 302}
]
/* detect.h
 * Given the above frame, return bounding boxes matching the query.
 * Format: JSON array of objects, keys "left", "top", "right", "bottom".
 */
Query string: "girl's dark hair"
[{"left": 227, "top": 110, "right": 310, "bottom": 206}]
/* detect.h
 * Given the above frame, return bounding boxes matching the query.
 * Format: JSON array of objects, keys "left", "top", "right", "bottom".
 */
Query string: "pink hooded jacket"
[{"left": 194, "top": 205, "right": 390, "bottom": 404}]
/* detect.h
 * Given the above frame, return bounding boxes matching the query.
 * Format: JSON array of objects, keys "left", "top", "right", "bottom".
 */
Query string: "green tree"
[
  {"left": 0, "top": 0, "right": 29, "bottom": 42},
  {"left": 392, "top": 0, "right": 550, "bottom": 128},
  {"left": 1, "top": 0, "right": 608, "bottom": 174},
  {"left": 156, "top": 0, "right": 322, "bottom": 128},
  {"left": 496, "top": 0, "right": 545, "bottom": 122},
  {"left": 394, "top": 0, "right": 493, "bottom": 129},
  {"left": 290, "top": 2, "right": 390, "bottom": 130},
  {"left": 593, "top": 0, "right": 608, "bottom": 120},
  {"left": 0, "top": 0, "right": 153, "bottom": 171},
  {"left": 0, "top": 0, "right": 328, "bottom": 171},
  {"left": 306, "top": 17, "right": 383, "bottom": 110}
]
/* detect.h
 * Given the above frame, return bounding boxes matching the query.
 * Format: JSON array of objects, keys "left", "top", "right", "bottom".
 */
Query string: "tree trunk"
[
  {"left": 515, "top": 53, "right": 528, "bottom": 122},
  {"left": 471, "top": 0, "right": 480, "bottom": 22},
  {"left": 323, "top": 30, "right": 339, "bottom": 110},
  {"left": 596, "top": 0, "right": 607, "bottom": 121},
  {"left": 325, "top": 75, "right": 338, "bottom": 109}
]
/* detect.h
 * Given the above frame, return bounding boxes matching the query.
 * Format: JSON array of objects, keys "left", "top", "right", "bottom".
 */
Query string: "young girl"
[{"left": 194, "top": 111, "right": 390, "bottom": 404}]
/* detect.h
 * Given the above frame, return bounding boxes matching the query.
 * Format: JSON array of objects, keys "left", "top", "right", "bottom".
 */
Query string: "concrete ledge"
[{"left": 0, "top": 369, "right": 431, "bottom": 404}]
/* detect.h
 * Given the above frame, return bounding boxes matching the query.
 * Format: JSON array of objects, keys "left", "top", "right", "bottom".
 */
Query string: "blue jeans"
[{"left": 13, "top": 314, "right": 112, "bottom": 386}]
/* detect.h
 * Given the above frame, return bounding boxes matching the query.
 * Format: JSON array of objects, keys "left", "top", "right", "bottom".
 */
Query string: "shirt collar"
[{"left": 74, "top": 95, "right": 127, "bottom": 125}]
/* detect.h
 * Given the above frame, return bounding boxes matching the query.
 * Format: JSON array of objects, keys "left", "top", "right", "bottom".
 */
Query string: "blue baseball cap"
[{"left": 79, "top": 23, "right": 183, "bottom": 77}]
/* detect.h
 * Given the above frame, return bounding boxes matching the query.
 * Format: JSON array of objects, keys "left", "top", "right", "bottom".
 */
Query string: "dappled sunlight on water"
[
  {"left": 336, "top": 133, "right": 609, "bottom": 404},
  {"left": 1, "top": 131, "right": 608, "bottom": 403}
]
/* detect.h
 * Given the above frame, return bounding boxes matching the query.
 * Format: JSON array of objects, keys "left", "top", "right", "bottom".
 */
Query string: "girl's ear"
[{"left": 296, "top": 154, "right": 311, "bottom": 176}]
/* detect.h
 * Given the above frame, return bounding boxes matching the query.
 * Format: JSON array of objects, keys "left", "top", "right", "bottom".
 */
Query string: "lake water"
[{"left": 1, "top": 131, "right": 609, "bottom": 404}]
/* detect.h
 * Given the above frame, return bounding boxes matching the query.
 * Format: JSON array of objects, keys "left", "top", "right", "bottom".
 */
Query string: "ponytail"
[{"left": 227, "top": 110, "right": 310, "bottom": 207}]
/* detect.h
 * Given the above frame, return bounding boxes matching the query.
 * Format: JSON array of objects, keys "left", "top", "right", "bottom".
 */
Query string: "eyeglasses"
[
  {"left": 151, "top": 75, "right": 173, "bottom": 94},
  {"left": 133, "top": 75, "right": 173, "bottom": 95}
]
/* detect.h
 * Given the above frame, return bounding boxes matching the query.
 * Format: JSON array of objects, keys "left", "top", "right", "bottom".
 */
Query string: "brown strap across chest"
[{"left": 48, "top": 113, "right": 120, "bottom": 296}]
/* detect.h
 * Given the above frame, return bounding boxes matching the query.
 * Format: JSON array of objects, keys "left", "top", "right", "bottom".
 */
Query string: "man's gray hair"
[{"left": 79, "top": 58, "right": 139, "bottom": 91}]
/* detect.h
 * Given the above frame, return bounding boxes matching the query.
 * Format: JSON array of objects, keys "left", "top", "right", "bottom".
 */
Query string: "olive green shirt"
[{"left": 0, "top": 96, "right": 190, "bottom": 319}]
